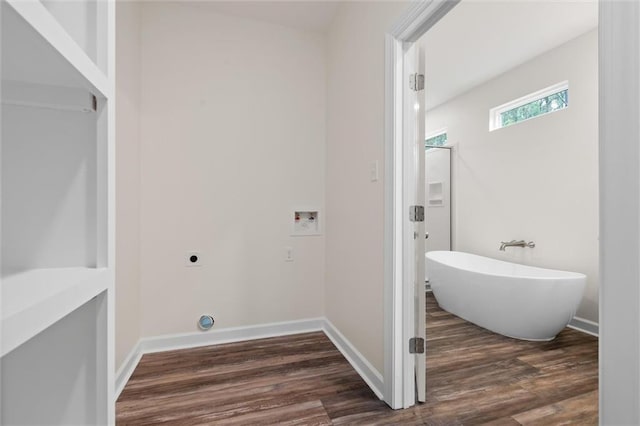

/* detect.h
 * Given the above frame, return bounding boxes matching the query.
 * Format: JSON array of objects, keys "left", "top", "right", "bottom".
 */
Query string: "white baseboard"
[
  {"left": 115, "top": 340, "right": 143, "bottom": 398},
  {"left": 114, "top": 317, "right": 384, "bottom": 401},
  {"left": 322, "top": 319, "right": 384, "bottom": 400},
  {"left": 139, "top": 317, "right": 324, "bottom": 354},
  {"left": 568, "top": 316, "right": 599, "bottom": 337}
]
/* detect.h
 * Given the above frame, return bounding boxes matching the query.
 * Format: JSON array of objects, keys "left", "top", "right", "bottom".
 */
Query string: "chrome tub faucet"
[{"left": 500, "top": 240, "right": 536, "bottom": 251}]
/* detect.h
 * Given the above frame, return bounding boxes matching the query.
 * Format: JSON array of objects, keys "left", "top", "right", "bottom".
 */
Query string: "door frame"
[
  {"left": 383, "top": 0, "right": 640, "bottom": 422},
  {"left": 382, "top": 0, "right": 460, "bottom": 409}
]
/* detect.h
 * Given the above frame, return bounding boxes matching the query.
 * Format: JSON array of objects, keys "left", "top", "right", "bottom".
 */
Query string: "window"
[
  {"left": 426, "top": 130, "right": 447, "bottom": 149},
  {"left": 490, "top": 81, "right": 569, "bottom": 131}
]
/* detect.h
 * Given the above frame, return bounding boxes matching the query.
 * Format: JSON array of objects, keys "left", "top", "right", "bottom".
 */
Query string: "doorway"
[{"left": 384, "top": 1, "right": 640, "bottom": 423}]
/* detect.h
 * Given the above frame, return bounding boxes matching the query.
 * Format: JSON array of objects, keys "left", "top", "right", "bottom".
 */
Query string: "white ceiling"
[
  {"left": 421, "top": 1, "right": 598, "bottom": 111},
  {"left": 201, "top": 1, "right": 341, "bottom": 33},
  {"left": 169, "top": 1, "right": 596, "bottom": 108}
]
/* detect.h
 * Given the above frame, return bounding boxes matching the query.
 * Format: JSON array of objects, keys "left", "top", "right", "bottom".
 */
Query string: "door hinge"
[
  {"left": 409, "top": 205, "right": 424, "bottom": 222},
  {"left": 409, "top": 337, "right": 425, "bottom": 354},
  {"left": 409, "top": 73, "right": 425, "bottom": 91}
]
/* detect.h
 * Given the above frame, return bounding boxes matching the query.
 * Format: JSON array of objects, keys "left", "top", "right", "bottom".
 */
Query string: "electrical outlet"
[
  {"left": 284, "top": 246, "right": 294, "bottom": 262},
  {"left": 370, "top": 161, "right": 379, "bottom": 182},
  {"left": 186, "top": 251, "right": 203, "bottom": 267}
]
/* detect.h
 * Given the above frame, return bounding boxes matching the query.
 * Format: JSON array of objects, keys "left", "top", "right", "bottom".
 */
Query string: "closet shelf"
[
  {"left": 1, "top": 267, "right": 110, "bottom": 357},
  {"left": 3, "top": 0, "right": 109, "bottom": 98}
]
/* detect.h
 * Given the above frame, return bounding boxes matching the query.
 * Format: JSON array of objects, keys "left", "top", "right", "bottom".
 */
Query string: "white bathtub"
[{"left": 425, "top": 251, "right": 586, "bottom": 341}]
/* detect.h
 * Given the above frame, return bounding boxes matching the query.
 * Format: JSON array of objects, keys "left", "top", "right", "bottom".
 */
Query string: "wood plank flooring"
[{"left": 117, "top": 293, "right": 598, "bottom": 425}]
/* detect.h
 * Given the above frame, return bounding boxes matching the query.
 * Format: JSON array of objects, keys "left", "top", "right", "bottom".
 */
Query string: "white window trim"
[
  {"left": 489, "top": 80, "right": 569, "bottom": 131},
  {"left": 425, "top": 128, "right": 448, "bottom": 146},
  {"left": 426, "top": 127, "right": 447, "bottom": 139}
]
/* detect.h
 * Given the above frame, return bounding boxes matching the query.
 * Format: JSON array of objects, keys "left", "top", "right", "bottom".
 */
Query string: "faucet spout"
[{"left": 500, "top": 240, "right": 535, "bottom": 251}]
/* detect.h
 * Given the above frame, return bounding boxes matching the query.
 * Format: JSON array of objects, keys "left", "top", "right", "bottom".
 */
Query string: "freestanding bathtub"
[{"left": 426, "top": 251, "right": 586, "bottom": 341}]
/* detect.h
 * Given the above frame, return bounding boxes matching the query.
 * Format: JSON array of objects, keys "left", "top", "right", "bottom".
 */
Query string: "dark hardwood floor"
[{"left": 117, "top": 293, "right": 598, "bottom": 425}]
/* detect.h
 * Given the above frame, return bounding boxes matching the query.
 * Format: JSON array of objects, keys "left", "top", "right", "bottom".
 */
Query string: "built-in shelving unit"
[
  {"left": 1, "top": 0, "right": 114, "bottom": 423},
  {"left": 2, "top": 267, "right": 109, "bottom": 357}
]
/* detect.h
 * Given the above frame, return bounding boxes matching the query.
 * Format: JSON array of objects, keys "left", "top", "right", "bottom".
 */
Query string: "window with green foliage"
[
  {"left": 426, "top": 132, "right": 447, "bottom": 149},
  {"left": 490, "top": 81, "right": 569, "bottom": 131}
]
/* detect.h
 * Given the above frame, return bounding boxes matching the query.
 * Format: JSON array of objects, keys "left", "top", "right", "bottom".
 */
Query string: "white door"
[{"left": 402, "top": 41, "right": 426, "bottom": 404}]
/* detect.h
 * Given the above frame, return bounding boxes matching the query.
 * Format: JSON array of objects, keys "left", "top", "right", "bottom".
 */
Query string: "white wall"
[
  {"left": 115, "top": 1, "right": 141, "bottom": 370},
  {"left": 425, "top": 30, "right": 599, "bottom": 322},
  {"left": 138, "top": 2, "right": 326, "bottom": 337},
  {"left": 325, "top": 1, "right": 410, "bottom": 374}
]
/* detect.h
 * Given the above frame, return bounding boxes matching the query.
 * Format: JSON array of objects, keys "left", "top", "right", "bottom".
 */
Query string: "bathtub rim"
[{"left": 426, "top": 250, "right": 587, "bottom": 281}]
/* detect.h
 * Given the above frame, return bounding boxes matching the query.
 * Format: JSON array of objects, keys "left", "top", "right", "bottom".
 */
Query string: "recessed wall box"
[
  {"left": 292, "top": 210, "right": 321, "bottom": 236},
  {"left": 428, "top": 182, "right": 444, "bottom": 206}
]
